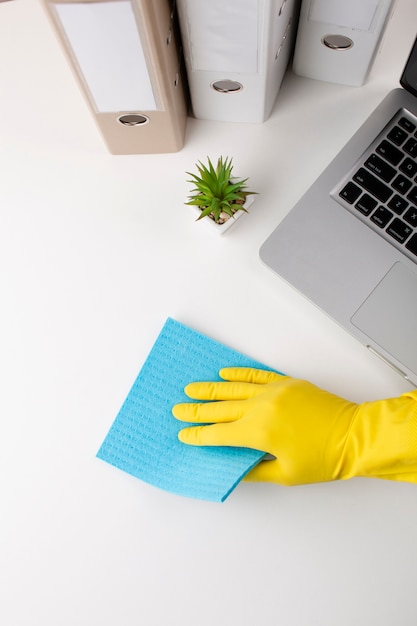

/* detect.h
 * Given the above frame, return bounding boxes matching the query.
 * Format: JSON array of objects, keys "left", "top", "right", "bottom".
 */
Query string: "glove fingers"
[
  {"left": 244, "top": 459, "right": 290, "bottom": 485},
  {"left": 183, "top": 380, "right": 263, "bottom": 401},
  {"left": 172, "top": 399, "right": 246, "bottom": 424},
  {"left": 178, "top": 421, "right": 265, "bottom": 450},
  {"left": 220, "top": 367, "right": 285, "bottom": 385}
]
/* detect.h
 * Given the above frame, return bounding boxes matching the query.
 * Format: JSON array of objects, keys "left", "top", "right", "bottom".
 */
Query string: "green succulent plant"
[{"left": 186, "top": 156, "right": 256, "bottom": 224}]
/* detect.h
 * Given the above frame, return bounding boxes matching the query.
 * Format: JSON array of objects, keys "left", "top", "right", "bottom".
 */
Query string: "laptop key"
[
  {"left": 376, "top": 140, "right": 403, "bottom": 165},
  {"left": 355, "top": 194, "right": 377, "bottom": 215},
  {"left": 387, "top": 194, "right": 409, "bottom": 215},
  {"left": 353, "top": 168, "right": 393, "bottom": 203},
  {"left": 392, "top": 174, "right": 413, "bottom": 194},
  {"left": 404, "top": 137, "right": 417, "bottom": 157},
  {"left": 386, "top": 218, "right": 413, "bottom": 243},
  {"left": 399, "top": 157, "right": 417, "bottom": 178},
  {"left": 405, "top": 233, "right": 417, "bottom": 256},
  {"left": 370, "top": 206, "right": 393, "bottom": 228},
  {"left": 387, "top": 126, "right": 408, "bottom": 146},
  {"left": 404, "top": 206, "right": 417, "bottom": 227},
  {"left": 364, "top": 154, "right": 396, "bottom": 182},
  {"left": 398, "top": 117, "right": 416, "bottom": 133},
  {"left": 339, "top": 182, "right": 362, "bottom": 204},
  {"left": 407, "top": 186, "right": 417, "bottom": 205}
]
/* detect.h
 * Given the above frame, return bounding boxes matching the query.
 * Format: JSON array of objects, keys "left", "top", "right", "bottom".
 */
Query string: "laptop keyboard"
[{"left": 334, "top": 109, "right": 417, "bottom": 263}]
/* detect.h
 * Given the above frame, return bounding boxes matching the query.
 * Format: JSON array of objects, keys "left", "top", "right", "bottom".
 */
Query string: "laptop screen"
[{"left": 400, "top": 37, "right": 417, "bottom": 97}]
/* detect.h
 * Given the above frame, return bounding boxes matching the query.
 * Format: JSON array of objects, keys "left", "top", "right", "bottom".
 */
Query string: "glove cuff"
[{"left": 340, "top": 390, "right": 417, "bottom": 482}]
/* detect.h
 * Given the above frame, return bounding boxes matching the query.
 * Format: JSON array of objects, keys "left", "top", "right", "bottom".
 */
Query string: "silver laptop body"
[{"left": 260, "top": 38, "right": 417, "bottom": 385}]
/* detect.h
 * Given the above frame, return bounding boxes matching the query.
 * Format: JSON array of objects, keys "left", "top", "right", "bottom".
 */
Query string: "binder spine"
[
  {"left": 293, "top": 0, "right": 397, "bottom": 86},
  {"left": 177, "top": 0, "right": 300, "bottom": 123},
  {"left": 42, "top": 0, "right": 188, "bottom": 154}
]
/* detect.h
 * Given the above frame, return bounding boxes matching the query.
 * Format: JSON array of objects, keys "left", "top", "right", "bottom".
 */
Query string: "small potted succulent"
[{"left": 185, "top": 156, "right": 257, "bottom": 233}]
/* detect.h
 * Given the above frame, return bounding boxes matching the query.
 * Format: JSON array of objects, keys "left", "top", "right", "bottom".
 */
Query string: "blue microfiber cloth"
[{"left": 97, "top": 318, "right": 279, "bottom": 502}]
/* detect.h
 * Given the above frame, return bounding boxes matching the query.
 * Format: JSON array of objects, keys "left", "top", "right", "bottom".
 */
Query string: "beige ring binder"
[{"left": 42, "top": 0, "right": 188, "bottom": 154}]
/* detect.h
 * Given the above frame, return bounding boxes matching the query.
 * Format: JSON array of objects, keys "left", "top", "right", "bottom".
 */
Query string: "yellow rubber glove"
[{"left": 172, "top": 367, "right": 417, "bottom": 486}]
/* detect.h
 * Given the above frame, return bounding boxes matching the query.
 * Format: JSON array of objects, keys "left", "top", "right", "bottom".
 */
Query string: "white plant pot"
[{"left": 192, "top": 193, "right": 255, "bottom": 234}]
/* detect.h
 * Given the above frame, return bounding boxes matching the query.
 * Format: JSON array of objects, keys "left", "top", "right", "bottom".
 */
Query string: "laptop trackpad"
[{"left": 351, "top": 262, "right": 417, "bottom": 375}]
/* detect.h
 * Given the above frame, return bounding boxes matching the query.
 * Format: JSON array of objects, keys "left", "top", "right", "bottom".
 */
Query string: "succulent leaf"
[{"left": 185, "top": 156, "right": 256, "bottom": 224}]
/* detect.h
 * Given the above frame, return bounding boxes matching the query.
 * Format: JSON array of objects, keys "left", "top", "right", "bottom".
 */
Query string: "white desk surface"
[{"left": 1, "top": 1, "right": 417, "bottom": 624}]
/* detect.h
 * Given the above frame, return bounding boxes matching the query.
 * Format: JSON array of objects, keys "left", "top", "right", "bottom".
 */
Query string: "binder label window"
[
  {"left": 53, "top": 1, "right": 159, "bottom": 113},
  {"left": 183, "top": 0, "right": 258, "bottom": 74},
  {"left": 308, "top": 0, "right": 380, "bottom": 31}
]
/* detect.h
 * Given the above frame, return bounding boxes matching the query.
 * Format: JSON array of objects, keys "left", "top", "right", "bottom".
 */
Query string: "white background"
[{"left": 1, "top": 1, "right": 417, "bottom": 624}]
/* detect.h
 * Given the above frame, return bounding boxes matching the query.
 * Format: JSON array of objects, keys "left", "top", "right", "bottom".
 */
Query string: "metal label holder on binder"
[
  {"left": 177, "top": 0, "right": 300, "bottom": 123},
  {"left": 42, "top": 0, "right": 188, "bottom": 154}
]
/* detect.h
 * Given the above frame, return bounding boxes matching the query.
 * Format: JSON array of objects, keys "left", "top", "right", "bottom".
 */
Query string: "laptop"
[{"left": 260, "top": 37, "right": 417, "bottom": 385}]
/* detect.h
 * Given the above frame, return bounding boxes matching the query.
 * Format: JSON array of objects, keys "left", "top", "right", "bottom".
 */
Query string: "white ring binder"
[
  {"left": 177, "top": 0, "right": 300, "bottom": 123},
  {"left": 293, "top": 0, "right": 397, "bottom": 86}
]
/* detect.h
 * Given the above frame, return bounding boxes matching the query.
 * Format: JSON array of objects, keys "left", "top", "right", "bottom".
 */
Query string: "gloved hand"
[{"left": 172, "top": 367, "right": 417, "bottom": 486}]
